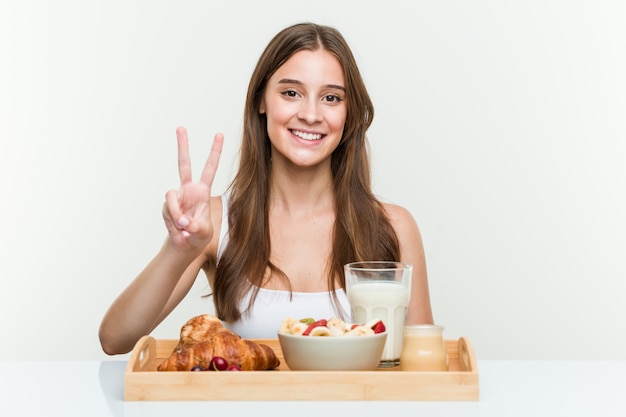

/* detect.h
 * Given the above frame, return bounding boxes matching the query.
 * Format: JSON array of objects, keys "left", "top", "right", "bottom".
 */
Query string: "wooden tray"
[{"left": 124, "top": 336, "right": 479, "bottom": 401}]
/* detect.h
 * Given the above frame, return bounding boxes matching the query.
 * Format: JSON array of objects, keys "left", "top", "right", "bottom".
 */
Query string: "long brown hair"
[{"left": 213, "top": 23, "right": 400, "bottom": 321}]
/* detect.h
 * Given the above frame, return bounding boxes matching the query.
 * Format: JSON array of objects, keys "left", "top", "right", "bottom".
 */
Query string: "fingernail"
[{"left": 178, "top": 217, "right": 190, "bottom": 228}]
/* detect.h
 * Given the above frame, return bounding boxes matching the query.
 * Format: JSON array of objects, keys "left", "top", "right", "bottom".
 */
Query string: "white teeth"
[{"left": 292, "top": 130, "right": 323, "bottom": 141}]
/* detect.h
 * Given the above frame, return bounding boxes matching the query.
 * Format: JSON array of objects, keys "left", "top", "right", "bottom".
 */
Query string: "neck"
[{"left": 269, "top": 160, "right": 334, "bottom": 215}]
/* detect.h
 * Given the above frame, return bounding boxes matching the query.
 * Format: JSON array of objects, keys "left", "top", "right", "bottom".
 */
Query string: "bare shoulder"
[
  {"left": 381, "top": 202, "right": 425, "bottom": 251},
  {"left": 382, "top": 203, "right": 432, "bottom": 324},
  {"left": 209, "top": 195, "right": 224, "bottom": 223},
  {"left": 381, "top": 202, "right": 419, "bottom": 230}
]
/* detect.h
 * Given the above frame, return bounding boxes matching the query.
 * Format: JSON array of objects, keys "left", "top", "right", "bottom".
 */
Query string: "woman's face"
[{"left": 260, "top": 49, "right": 347, "bottom": 169}]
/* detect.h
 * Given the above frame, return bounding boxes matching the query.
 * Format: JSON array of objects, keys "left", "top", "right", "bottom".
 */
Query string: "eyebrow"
[{"left": 277, "top": 78, "right": 346, "bottom": 92}]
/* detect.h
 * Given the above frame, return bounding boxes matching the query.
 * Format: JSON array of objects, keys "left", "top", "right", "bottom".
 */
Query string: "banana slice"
[
  {"left": 326, "top": 317, "right": 348, "bottom": 336},
  {"left": 289, "top": 322, "right": 309, "bottom": 335},
  {"left": 309, "top": 326, "right": 332, "bottom": 337},
  {"left": 328, "top": 326, "right": 346, "bottom": 337},
  {"left": 345, "top": 325, "right": 375, "bottom": 337},
  {"left": 279, "top": 317, "right": 297, "bottom": 334},
  {"left": 365, "top": 319, "right": 383, "bottom": 330}
]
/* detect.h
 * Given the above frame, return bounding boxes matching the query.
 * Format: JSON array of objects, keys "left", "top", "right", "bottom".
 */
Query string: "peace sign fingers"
[
  {"left": 177, "top": 127, "right": 224, "bottom": 188},
  {"left": 166, "top": 127, "right": 224, "bottom": 250},
  {"left": 199, "top": 132, "right": 224, "bottom": 188}
]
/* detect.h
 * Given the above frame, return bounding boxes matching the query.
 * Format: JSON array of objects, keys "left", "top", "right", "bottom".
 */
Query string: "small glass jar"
[{"left": 399, "top": 325, "right": 448, "bottom": 371}]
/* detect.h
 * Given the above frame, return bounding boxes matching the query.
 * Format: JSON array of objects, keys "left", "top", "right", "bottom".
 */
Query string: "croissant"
[
  {"left": 157, "top": 314, "right": 280, "bottom": 371},
  {"left": 174, "top": 313, "right": 234, "bottom": 350}
]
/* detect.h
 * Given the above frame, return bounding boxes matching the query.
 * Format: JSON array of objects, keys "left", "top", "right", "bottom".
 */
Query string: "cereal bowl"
[{"left": 277, "top": 331, "right": 387, "bottom": 371}]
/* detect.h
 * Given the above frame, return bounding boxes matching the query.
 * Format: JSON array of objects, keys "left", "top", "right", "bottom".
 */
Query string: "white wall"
[{"left": 1, "top": 0, "right": 624, "bottom": 361}]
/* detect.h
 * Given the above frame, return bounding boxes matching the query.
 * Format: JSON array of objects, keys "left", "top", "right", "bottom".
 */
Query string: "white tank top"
[{"left": 216, "top": 195, "right": 351, "bottom": 338}]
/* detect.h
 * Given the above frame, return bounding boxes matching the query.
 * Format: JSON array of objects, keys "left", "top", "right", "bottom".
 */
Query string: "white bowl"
[{"left": 277, "top": 332, "right": 387, "bottom": 371}]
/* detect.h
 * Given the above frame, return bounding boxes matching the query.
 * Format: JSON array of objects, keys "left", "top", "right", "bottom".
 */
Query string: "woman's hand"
[{"left": 162, "top": 127, "right": 224, "bottom": 251}]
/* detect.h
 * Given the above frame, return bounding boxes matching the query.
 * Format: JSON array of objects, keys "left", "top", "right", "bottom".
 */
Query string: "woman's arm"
[
  {"left": 98, "top": 240, "right": 211, "bottom": 354},
  {"left": 98, "top": 128, "right": 224, "bottom": 354},
  {"left": 384, "top": 203, "right": 434, "bottom": 325}
]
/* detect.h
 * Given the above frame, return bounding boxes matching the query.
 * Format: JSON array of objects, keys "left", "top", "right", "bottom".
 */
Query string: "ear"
[{"left": 259, "top": 100, "right": 266, "bottom": 114}]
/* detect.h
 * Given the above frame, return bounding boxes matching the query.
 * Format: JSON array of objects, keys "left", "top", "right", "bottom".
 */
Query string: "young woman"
[{"left": 99, "top": 22, "right": 433, "bottom": 355}]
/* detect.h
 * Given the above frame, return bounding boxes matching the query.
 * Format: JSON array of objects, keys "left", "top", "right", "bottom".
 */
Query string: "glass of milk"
[{"left": 344, "top": 261, "right": 412, "bottom": 368}]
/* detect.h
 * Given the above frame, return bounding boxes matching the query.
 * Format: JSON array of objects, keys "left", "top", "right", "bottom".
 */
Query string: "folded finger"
[{"left": 164, "top": 189, "right": 187, "bottom": 230}]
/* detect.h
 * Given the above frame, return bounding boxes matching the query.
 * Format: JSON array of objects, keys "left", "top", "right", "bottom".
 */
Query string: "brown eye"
[{"left": 323, "top": 94, "right": 343, "bottom": 103}]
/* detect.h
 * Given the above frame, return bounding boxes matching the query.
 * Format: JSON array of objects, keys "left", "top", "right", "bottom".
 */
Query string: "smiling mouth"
[{"left": 290, "top": 129, "right": 324, "bottom": 141}]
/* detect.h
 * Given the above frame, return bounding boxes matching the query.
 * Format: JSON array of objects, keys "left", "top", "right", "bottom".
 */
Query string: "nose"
[{"left": 297, "top": 99, "right": 322, "bottom": 124}]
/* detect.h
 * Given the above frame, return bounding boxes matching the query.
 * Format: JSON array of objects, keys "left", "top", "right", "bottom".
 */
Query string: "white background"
[{"left": 1, "top": 0, "right": 624, "bottom": 361}]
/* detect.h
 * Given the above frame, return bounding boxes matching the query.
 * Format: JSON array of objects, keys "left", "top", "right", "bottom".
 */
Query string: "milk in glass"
[{"left": 348, "top": 281, "right": 410, "bottom": 365}]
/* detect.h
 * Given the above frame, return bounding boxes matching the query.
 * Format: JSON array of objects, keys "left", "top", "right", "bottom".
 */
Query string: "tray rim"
[{"left": 124, "top": 335, "right": 479, "bottom": 401}]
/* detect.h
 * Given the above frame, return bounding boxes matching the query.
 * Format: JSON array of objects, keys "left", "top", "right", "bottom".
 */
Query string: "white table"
[{"left": 1, "top": 360, "right": 625, "bottom": 417}]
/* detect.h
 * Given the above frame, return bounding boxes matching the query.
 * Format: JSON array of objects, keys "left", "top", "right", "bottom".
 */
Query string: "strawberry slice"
[
  {"left": 371, "top": 320, "right": 386, "bottom": 334},
  {"left": 302, "top": 319, "right": 328, "bottom": 336}
]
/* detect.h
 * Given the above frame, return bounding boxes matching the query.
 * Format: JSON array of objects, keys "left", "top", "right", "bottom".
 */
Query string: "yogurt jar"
[{"left": 399, "top": 324, "right": 448, "bottom": 371}]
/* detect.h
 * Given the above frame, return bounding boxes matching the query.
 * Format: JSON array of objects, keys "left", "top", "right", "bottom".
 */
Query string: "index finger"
[
  {"left": 177, "top": 127, "right": 193, "bottom": 185},
  {"left": 199, "top": 133, "right": 224, "bottom": 187}
]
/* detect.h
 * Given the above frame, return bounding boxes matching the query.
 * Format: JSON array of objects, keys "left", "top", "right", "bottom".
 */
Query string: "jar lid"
[{"left": 403, "top": 324, "right": 444, "bottom": 334}]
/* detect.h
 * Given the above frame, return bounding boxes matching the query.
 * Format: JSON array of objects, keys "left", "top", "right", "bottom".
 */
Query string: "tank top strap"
[{"left": 216, "top": 193, "right": 230, "bottom": 262}]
